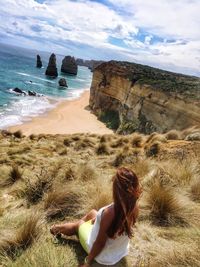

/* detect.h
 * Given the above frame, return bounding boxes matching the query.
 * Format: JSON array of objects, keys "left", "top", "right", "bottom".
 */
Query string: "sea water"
[{"left": 0, "top": 43, "right": 92, "bottom": 129}]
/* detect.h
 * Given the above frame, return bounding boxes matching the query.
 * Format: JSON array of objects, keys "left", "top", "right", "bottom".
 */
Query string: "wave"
[
  {"left": 16, "top": 72, "right": 56, "bottom": 84},
  {"left": 0, "top": 96, "right": 56, "bottom": 129},
  {"left": 16, "top": 72, "right": 31, "bottom": 77}
]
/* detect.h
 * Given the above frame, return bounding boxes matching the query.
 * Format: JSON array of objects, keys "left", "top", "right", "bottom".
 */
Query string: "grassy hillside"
[{"left": 0, "top": 128, "right": 200, "bottom": 266}]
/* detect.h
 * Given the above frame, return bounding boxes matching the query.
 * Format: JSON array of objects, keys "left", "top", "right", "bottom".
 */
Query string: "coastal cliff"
[{"left": 89, "top": 61, "right": 200, "bottom": 134}]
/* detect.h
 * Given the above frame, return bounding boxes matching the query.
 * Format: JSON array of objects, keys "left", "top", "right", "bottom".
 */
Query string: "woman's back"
[{"left": 87, "top": 204, "right": 130, "bottom": 265}]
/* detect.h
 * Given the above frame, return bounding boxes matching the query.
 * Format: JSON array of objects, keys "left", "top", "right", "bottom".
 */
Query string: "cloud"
[{"left": 0, "top": 0, "right": 199, "bottom": 76}]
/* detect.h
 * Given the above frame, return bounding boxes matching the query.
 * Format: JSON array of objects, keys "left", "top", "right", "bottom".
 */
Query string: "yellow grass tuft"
[
  {"left": 96, "top": 142, "right": 110, "bottom": 155},
  {"left": 43, "top": 186, "right": 81, "bottom": 220},
  {"left": 190, "top": 176, "right": 200, "bottom": 202},
  {"left": 145, "top": 182, "right": 186, "bottom": 226},
  {"left": 0, "top": 213, "right": 41, "bottom": 259},
  {"left": 165, "top": 129, "right": 182, "bottom": 140}
]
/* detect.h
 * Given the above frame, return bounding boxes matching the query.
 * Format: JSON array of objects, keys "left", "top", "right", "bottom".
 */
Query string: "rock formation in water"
[
  {"left": 76, "top": 58, "right": 105, "bottom": 72},
  {"left": 36, "top": 55, "right": 42, "bottom": 68},
  {"left": 58, "top": 78, "right": 67, "bottom": 87},
  {"left": 11, "top": 88, "right": 43, "bottom": 97},
  {"left": 45, "top": 53, "right": 58, "bottom": 77},
  {"left": 89, "top": 61, "right": 200, "bottom": 134},
  {"left": 61, "top": 56, "right": 78, "bottom": 75}
]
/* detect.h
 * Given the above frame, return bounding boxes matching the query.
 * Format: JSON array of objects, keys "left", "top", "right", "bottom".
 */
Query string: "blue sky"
[{"left": 0, "top": 0, "right": 200, "bottom": 76}]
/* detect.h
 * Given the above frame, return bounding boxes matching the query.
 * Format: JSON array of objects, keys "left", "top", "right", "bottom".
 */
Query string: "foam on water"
[{"left": 0, "top": 96, "right": 56, "bottom": 129}]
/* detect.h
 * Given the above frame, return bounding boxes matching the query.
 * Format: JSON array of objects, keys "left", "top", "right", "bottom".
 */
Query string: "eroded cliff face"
[{"left": 89, "top": 61, "right": 200, "bottom": 134}]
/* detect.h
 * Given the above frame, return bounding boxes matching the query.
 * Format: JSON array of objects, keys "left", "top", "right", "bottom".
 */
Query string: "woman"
[{"left": 50, "top": 167, "right": 141, "bottom": 266}]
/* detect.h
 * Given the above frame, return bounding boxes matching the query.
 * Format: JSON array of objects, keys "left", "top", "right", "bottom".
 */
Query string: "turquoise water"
[{"left": 0, "top": 43, "right": 92, "bottom": 129}]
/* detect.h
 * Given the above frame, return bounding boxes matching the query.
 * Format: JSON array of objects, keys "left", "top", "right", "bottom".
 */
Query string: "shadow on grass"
[{"left": 54, "top": 236, "right": 129, "bottom": 267}]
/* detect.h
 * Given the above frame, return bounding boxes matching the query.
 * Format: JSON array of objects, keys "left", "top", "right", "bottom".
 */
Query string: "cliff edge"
[{"left": 89, "top": 61, "right": 200, "bottom": 134}]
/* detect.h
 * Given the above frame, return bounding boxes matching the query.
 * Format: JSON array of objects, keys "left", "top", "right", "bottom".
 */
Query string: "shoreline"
[{"left": 8, "top": 90, "right": 113, "bottom": 135}]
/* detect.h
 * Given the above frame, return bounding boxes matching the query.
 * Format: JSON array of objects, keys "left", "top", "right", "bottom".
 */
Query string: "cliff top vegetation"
[{"left": 96, "top": 61, "right": 200, "bottom": 98}]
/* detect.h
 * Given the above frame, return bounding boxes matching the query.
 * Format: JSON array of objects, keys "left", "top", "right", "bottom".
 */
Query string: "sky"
[{"left": 0, "top": 0, "right": 200, "bottom": 76}]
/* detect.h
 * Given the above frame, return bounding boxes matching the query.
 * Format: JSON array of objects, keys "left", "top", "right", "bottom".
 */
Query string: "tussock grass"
[
  {"left": 110, "top": 137, "right": 125, "bottom": 148},
  {"left": 63, "top": 138, "right": 71, "bottom": 147},
  {"left": 112, "top": 151, "right": 125, "bottom": 167},
  {"left": 157, "top": 159, "right": 199, "bottom": 186},
  {"left": 131, "top": 133, "right": 144, "bottom": 147},
  {"left": 64, "top": 166, "right": 76, "bottom": 181},
  {"left": 0, "top": 165, "right": 22, "bottom": 187},
  {"left": 81, "top": 179, "right": 112, "bottom": 213},
  {"left": 0, "top": 213, "right": 41, "bottom": 259},
  {"left": 145, "top": 182, "right": 186, "bottom": 226},
  {"left": 190, "top": 177, "right": 200, "bottom": 202},
  {"left": 76, "top": 163, "right": 98, "bottom": 182},
  {"left": 145, "top": 142, "right": 161, "bottom": 157},
  {"left": 23, "top": 169, "right": 54, "bottom": 204},
  {"left": 96, "top": 142, "right": 110, "bottom": 155},
  {"left": 165, "top": 129, "right": 181, "bottom": 140},
  {"left": 43, "top": 187, "right": 81, "bottom": 220},
  {"left": 13, "top": 130, "right": 23, "bottom": 139}
]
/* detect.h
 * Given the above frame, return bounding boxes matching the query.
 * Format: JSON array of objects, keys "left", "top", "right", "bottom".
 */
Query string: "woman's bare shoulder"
[{"left": 101, "top": 204, "right": 115, "bottom": 224}]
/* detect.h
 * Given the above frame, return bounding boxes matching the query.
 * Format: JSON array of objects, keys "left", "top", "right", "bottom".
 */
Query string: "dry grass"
[
  {"left": 96, "top": 142, "right": 110, "bottom": 155},
  {"left": 76, "top": 163, "right": 98, "bottom": 182},
  {"left": 165, "top": 129, "right": 182, "bottom": 140},
  {"left": 144, "top": 182, "right": 186, "bottom": 226},
  {"left": 23, "top": 169, "right": 53, "bottom": 204},
  {"left": 0, "top": 131, "right": 200, "bottom": 267},
  {"left": 131, "top": 133, "right": 144, "bottom": 147},
  {"left": 43, "top": 186, "right": 81, "bottom": 220},
  {"left": 145, "top": 142, "right": 161, "bottom": 157},
  {"left": 0, "top": 165, "right": 22, "bottom": 187},
  {"left": 0, "top": 213, "right": 41, "bottom": 259},
  {"left": 13, "top": 130, "right": 23, "bottom": 139},
  {"left": 190, "top": 176, "right": 200, "bottom": 202}
]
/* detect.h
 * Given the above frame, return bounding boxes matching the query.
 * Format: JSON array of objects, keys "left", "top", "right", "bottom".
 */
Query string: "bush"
[{"left": 99, "top": 110, "right": 120, "bottom": 130}]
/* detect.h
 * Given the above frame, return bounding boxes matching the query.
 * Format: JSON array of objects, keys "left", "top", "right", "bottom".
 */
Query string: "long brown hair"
[{"left": 107, "top": 167, "right": 140, "bottom": 239}]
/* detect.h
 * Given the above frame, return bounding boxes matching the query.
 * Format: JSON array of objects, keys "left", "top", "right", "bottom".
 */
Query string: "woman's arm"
[{"left": 80, "top": 206, "right": 114, "bottom": 267}]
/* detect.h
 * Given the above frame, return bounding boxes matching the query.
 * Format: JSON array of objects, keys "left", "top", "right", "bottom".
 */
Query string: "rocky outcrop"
[
  {"left": 11, "top": 88, "right": 43, "bottom": 97},
  {"left": 36, "top": 55, "right": 42, "bottom": 68},
  {"left": 76, "top": 58, "right": 105, "bottom": 72},
  {"left": 58, "top": 78, "right": 67, "bottom": 87},
  {"left": 89, "top": 61, "right": 200, "bottom": 134},
  {"left": 61, "top": 56, "right": 78, "bottom": 75},
  {"left": 45, "top": 53, "right": 58, "bottom": 77}
]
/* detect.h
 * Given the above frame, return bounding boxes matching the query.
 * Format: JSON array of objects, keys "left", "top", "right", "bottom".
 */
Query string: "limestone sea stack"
[
  {"left": 61, "top": 56, "right": 78, "bottom": 75},
  {"left": 36, "top": 55, "right": 42, "bottom": 68},
  {"left": 45, "top": 53, "right": 58, "bottom": 77}
]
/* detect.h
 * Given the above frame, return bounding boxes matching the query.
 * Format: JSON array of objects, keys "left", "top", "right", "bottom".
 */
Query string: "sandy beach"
[{"left": 9, "top": 91, "right": 113, "bottom": 135}]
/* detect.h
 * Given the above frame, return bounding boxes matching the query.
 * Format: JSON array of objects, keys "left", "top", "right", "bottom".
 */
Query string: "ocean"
[{"left": 0, "top": 43, "right": 92, "bottom": 129}]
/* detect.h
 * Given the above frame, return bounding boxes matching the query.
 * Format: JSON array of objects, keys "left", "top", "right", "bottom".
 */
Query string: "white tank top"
[{"left": 86, "top": 204, "right": 130, "bottom": 265}]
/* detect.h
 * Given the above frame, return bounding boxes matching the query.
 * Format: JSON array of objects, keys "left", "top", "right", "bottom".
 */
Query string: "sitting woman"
[{"left": 50, "top": 167, "right": 141, "bottom": 266}]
